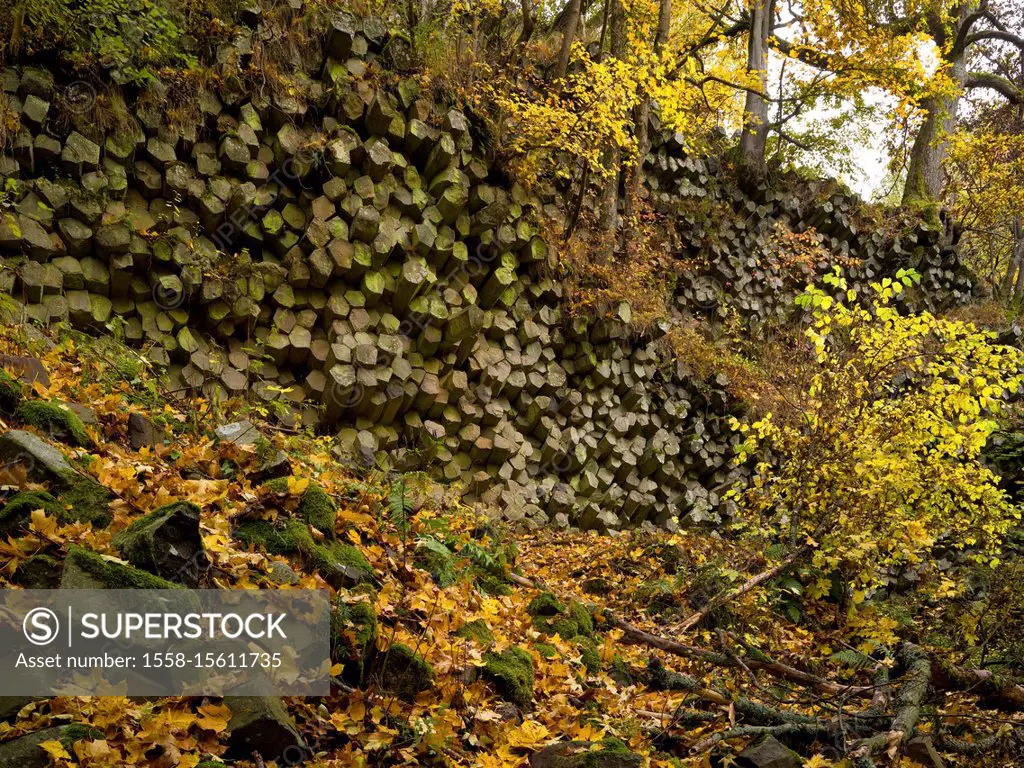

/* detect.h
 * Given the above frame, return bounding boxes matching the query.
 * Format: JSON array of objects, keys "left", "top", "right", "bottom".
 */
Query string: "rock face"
[
  {"left": 0, "top": 13, "right": 973, "bottom": 531},
  {"left": 112, "top": 501, "right": 206, "bottom": 586}
]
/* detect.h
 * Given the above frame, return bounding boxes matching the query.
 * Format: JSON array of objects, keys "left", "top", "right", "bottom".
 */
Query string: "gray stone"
[{"left": 215, "top": 420, "right": 260, "bottom": 445}]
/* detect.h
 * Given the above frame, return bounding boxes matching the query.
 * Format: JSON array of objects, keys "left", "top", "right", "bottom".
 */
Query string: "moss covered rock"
[
  {"left": 60, "top": 544, "right": 183, "bottom": 589},
  {"left": 0, "top": 369, "right": 22, "bottom": 414},
  {"left": 0, "top": 490, "right": 60, "bottom": 535},
  {"left": 234, "top": 519, "right": 373, "bottom": 588},
  {"left": 529, "top": 593, "right": 594, "bottom": 640},
  {"left": 528, "top": 739, "right": 641, "bottom": 768},
  {"left": 13, "top": 553, "right": 62, "bottom": 588},
  {"left": 0, "top": 479, "right": 113, "bottom": 533},
  {"left": 455, "top": 618, "right": 494, "bottom": 646},
  {"left": 16, "top": 400, "right": 93, "bottom": 447},
  {"left": 577, "top": 639, "right": 601, "bottom": 672},
  {"left": 262, "top": 477, "right": 337, "bottom": 536},
  {"left": 0, "top": 724, "right": 103, "bottom": 768},
  {"left": 332, "top": 598, "right": 378, "bottom": 685},
  {"left": 224, "top": 696, "right": 304, "bottom": 761},
  {"left": 483, "top": 646, "right": 534, "bottom": 708},
  {"left": 527, "top": 591, "right": 565, "bottom": 617},
  {"left": 375, "top": 643, "right": 433, "bottom": 700},
  {"left": 57, "top": 478, "right": 115, "bottom": 528},
  {"left": 113, "top": 501, "right": 205, "bottom": 586}
]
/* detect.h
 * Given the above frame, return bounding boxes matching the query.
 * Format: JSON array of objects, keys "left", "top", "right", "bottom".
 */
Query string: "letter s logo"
[{"left": 23, "top": 608, "right": 59, "bottom": 646}]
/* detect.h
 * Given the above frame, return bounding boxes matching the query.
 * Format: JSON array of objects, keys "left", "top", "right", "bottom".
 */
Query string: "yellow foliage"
[{"left": 735, "top": 268, "right": 1023, "bottom": 589}]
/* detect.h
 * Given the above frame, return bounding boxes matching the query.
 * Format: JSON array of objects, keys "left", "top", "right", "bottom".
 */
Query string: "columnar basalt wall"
[{"left": 0, "top": 11, "right": 972, "bottom": 531}]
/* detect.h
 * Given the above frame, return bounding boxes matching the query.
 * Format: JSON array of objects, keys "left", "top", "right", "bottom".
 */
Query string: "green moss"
[
  {"left": 527, "top": 591, "right": 565, "bottom": 617},
  {"left": 261, "top": 478, "right": 337, "bottom": 536},
  {"left": 455, "top": 618, "right": 494, "bottom": 645},
  {"left": 0, "top": 490, "right": 60, "bottom": 535},
  {"left": 195, "top": 762, "right": 226, "bottom": 768},
  {"left": 482, "top": 646, "right": 534, "bottom": 708},
  {"left": 234, "top": 519, "right": 372, "bottom": 585},
  {"left": 415, "top": 536, "right": 457, "bottom": 586},
  {"left": 376, "top": 643, "right": 433, "bottom": 700},
  {"left": 576, "top": 738, "right": 637, "bottom": 767},
  {"left": 61, "top": 544, "right": 182, "bottom": 589},
  {"left": 0, "top": 369, "right": 22, "bottom": 413},
  {"left": 14, "top": 553, "right": 62, "bottom": 588},
  {"left": 534, "top": 643, "right": 559, "bottom": 659},
  {"left": 472, "top": 567, "right": 512, "bottom": 596},
  {"left": 568, "top": 602, "right": 594, "bottom": 637},
  {"left": 60, "top": 724, "right": 104, "bottom": 747},
  {"left": 299, "top": 482, "right": 337, "bottom": 535},
  {"left": 113, "top": 501, "right": 200, "bottom": 561},
  {"left": 577, "top": 638, "right": 601, "bottom": 672},
  {"left": 57, "top": 479, "right": 114, "bottom": 528},
  {"left": 332, "top": 598, "right": 378, "bottom": 683},
  {"left": 16, "top": 400, "right": 93, "bottom": 447}
]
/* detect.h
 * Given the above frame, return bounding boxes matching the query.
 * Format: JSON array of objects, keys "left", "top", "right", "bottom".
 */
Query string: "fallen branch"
[
  {"left": 931, "top": 658, "right": 1024, "bottom": 711},
  {"left": 847, "top": 643, "right": 930, "bottom": 765}
]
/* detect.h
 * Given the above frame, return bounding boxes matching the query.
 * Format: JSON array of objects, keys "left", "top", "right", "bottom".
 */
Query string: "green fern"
[
  {"left": 829, "top": 648, "right": 875, "bottom": 670},
  {"left": 416, "top": 535, "right": 457, "bottom": 587},
  {"left": 388, "top": 478, "right": 415, "bottom": 536}
]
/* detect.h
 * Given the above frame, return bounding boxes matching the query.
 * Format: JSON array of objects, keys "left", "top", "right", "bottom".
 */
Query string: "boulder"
[
  {"left": 127, "top": 411, "right": 160, "bottom": 450},
  {"left": 736, "top": 735, "right": 803, "bottom": 768},
  {"left": 113, "top": 501, "right": 206, "bottom": 587},
  {"left": 373, "top": 643, "right": 433, "bottom": 700},
  {"left": 529, "top": 740, "right": 642, "bottom": 768},
  {"left": 0, "top": 724, "right": 101, "bottom": 768},
  {"left": 60, "top": 544, "right": 184, "bottom": 589},
  {"left": 0, "top": 429, "right": 75, "bottom": 485},
  {"left": 224, "top": 696, "right": 304, "bottom": 761},
  {"left": 215, "top": 419, "right": 260, "bottom": 445},
  {"left": 482, "top": 646, "right": 534, "bottom": 708}
]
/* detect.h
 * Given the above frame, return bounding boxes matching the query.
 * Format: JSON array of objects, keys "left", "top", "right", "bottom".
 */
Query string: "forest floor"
[{"left": 0, "top": 324, "right": 1017, "bottom": 768}]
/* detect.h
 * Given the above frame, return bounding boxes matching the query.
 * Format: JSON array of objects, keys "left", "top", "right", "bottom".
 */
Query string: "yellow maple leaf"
[
  {"left": 504, "top": 718, "right": 550, "bottom": 748},
  {"left": 195, "top": 702, "right": 232, "bottom": 732},
  {"left": 30, "top": 509, "right": 58, "bottom": 538},
  {"left": 287, "top": 476, "right": 310, "bottom": 495},
  {"left": 39, "top": 740, "right": 71, "bottom": 760}
]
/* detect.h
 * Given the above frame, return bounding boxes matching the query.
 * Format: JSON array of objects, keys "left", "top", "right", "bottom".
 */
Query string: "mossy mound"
[
  {"left": 414, "top": 536, "right": 458, "bottom": 586},
  {"left": 530, "top": 593, "right": 594, "bottom": 640},
  {"left": 60, "top": 544, "right": 183, "bottom": 589},
  {"left": 13, "top": 553, "right": 62, "bottom": 588},
  {"left": 529, "top": 738, "right": 641, "bottom": 768},
  {"left": 112, "top": 501, "right": 204, "bottom": 586},
  {"left": 482, "top": 646, "right": 534, "bottom": 708},
  {"left": 234, "top": 519, "right": 373, "bottom": 587},
  {"left": 16, "top": 400, "right": 93, "bottom": 447},
  {"left": 224, "top": 696, "right": 303, "bottom": 760},
  {"left": 58, "top": 478, "right": 115, "bottom": 528},
  {"left": 375, "top": 643, "right": 434, "bottom": 701},
  {"left": 262, "top": 478, "right": 337, "bottom": 536},
  {"left": 0, "top": 479, "right": 113, "bottom": 534},
  {"left": 0, "top": 724, "right": 104, "bottom": 768},
  {"left": 0, "top": 369, "right": 22, "bottom": 414},
  {"left": 332, "top": 598, "right": 378, "bottom": 684},
  {"left": 527, "top": 591, "right": 565, "bottom": 617},
  {"left": 455, "top": 618, "right": 494, "bottom": 646},
  {"left": 577, "top": 639, "right": 602, "bottom": 672},
  {"left": 0, "top": 490, "right": 61, "bottom": 535}
]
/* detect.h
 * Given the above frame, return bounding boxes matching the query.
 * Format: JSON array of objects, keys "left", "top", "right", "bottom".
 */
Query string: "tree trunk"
[
  {"left": 598, "top": 0, "right": 626, "bottom": 256},
  {"left": 737, "top": 0, "right": 774, "bottom": 178},
  {"left": 553, "top": 0, "right": 582, "bottom": 78},
  {"left": 901, "top": 9, "right": 972, "bottom": 205},
  {"left": 517, "top": 0, "right": 536, "bottom": 46}
]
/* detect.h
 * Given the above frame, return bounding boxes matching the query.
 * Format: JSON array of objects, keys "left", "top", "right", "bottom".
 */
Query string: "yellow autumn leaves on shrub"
[{"left": 733, "top": 268, "right": 1023, "bottom": 591}]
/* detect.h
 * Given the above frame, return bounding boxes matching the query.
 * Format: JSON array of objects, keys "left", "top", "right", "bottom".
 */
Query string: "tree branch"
[{"left": 965, "top": 71, "right": 1024, "bottom": 103}]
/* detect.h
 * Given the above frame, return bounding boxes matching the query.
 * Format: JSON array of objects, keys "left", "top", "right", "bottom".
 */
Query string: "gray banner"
[{"left": 0, "top": 590, "right": 330, "bottom": 696}]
